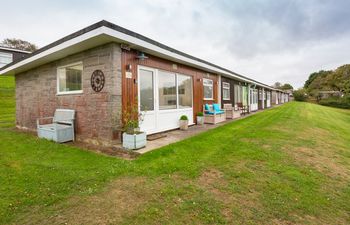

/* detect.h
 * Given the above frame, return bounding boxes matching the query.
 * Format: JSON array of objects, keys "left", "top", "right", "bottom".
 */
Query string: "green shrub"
[
  {"left": 319, "top": 96, "right": 350, "bottom": 109},
  {"left": 196, "top": 112, "right": 204, "bottom": 117},
  {"left": 180, "top": 115, "right": 188, "bottom": 120},
  {"left": 293, "top": 88, "right": 308, "bottom": 101}
]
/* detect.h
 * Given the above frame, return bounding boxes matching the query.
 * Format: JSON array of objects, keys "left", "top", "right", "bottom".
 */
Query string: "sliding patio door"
[{"left": 138, "top": 66, "right": 194, "bottom": 135}]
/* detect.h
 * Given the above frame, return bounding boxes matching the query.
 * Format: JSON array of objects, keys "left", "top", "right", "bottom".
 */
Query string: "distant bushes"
[
  {"left": 293, "top": 88, "right": 308, "bottom": 101},
  {"left": 319, "top": 95, "right": 350, "bottom": 109}
]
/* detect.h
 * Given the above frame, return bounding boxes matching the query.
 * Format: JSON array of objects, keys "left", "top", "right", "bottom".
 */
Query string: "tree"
[
  {"left": 304, "top": 70, "right": 332, "bottom": 89},
  {"left": 1, "top": 38, "right": 38, "bottom": 52},
  {"left": 329, "top": 64, "right": 350, "bottom": 94},
  {"left": 280, "top": 83, "right": 293, "bottom": 90},
  {"left": 273, "top": 82, "right": 281, "bottom": 88},
  {"left": 304, "top": 66, "right": 350, "bottom": 96},
  {"left": 293, "top": 88, "right": 308, "bottom": 101}
]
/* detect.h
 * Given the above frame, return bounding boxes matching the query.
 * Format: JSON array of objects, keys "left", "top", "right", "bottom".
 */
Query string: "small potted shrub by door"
[
  {"left": 122, "top": 103, "right": 147, "bottom": 150},
  {"left": 179, "top": 115, "right": 189, "bottom": 130},
  {"left": 196, "top": 112, "right": 204, "bottom": 125}
]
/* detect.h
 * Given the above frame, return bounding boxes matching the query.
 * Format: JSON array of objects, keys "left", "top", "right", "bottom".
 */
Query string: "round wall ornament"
[{"left": 91, "top": 70, "right": 105, "bottom": 92}]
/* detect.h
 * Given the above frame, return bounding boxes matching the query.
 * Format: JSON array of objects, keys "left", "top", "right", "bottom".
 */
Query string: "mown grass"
[{"left": 0, "top": 76, "right": 350, "bottom": 224}]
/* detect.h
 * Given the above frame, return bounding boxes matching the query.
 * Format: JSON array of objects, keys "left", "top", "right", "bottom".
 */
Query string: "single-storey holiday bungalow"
[
  {"left": 0, "top": 46, "right": 31, "bottom": 68},
  {"left": 0, "top": 20, "right": 289, "bottom": 146}
]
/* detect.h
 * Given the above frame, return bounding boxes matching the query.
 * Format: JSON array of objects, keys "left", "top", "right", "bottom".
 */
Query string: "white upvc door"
[
  {"left": 250, "top": 89, "right": 258, "bottom": 111},
  {"left": 138, "top": 66, "right": 157, "bottom": 134},
  {"left": 266, "top": 92, "right": 271, "bottom": 108},
  {"left": 138, "top": 66, "right": 193, "bottom": 135}
]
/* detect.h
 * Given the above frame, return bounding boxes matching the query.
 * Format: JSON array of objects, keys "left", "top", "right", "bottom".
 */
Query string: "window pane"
[
  {"left": 259, "top": 90, "right": 262, "bottom": 100},
  {"left": 234, "top": 84, "right": 242, "bottom": 103},
  {"left": 159, "top": 70, "right": 176, "bottom": 110},
  {"left": 223, "top": 82, "right": 230, "bottom": 100},
  {"left": 203, "top": 78, "right": 213, "bottom": 99},
  {"left": 234, "top": 85, "right": 238, "bottom": 104},
  {"left": 203, "top": 78, "right": 213, "bottom": 86},
  {"left": 139, "top": 69, "right": 154, "bottom": 111},
  {"left": 66, "top": 65, "right": 82, "bottom": 91},
  {"left": 223, "top": 89, "right": 229, "bottom": 99},
  {"left": 0, "top": 52, "right": 13, "bottom": 67},
  {"left": 178, "top": 74, "right": 192, "bottom": 108},
  {"left": 242, "top": 86, "right": 248, "bottom": 105},
  {"left": 58, "top": 64, "right": 82, "bottom": 92},
  {"left": 204, "top": 86, "right": 213, "bottom": 99}
]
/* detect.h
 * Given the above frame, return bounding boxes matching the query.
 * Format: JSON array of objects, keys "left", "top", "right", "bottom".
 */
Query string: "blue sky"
[{"left": 1, "top": 0, "right": 350, "bottom": 88}]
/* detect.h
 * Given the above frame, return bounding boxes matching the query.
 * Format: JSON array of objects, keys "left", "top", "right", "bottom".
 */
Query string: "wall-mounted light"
[
  {"left": 126, "top": 64, "right": 132, "bottom": 71},
  {"left": 197, "top": 78, "right": 202, "bottom": 82},
  {"left": 136, "top": 52, "right": 148, "bottom": 60}
]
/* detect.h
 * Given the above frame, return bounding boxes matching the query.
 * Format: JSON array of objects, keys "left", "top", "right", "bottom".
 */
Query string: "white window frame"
[
  {"left": 56, "top": 61, "right": 83, "bottom": 95},
  {"left": 222, "top": 82, "right": 230, "bottom": 100},
  {"left": 177, "top": 73, "right": 193, "bottom": 109},
  {"left": 139, "top": 66, "right": 194, "bottom": 112},
  {"left": 203, "top": 78, "right": 214, "bottom": 100}
]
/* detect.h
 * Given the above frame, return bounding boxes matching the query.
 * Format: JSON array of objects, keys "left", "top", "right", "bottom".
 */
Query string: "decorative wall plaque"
[
  {"left": 91, "top": 70, "right": 105, "bottom": 92},
  {"left": 125, "top": 72, "right": 133, "bottom": 79}
]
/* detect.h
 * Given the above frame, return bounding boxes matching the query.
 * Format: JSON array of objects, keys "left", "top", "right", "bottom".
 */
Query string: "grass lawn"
[{"left": 1, "top": 76, "right": 350, "bottom": 224}]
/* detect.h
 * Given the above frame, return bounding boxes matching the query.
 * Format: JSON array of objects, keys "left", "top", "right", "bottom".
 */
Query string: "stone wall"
[{"left": 15, "top": 43, "right": 122, "bottom": 146}]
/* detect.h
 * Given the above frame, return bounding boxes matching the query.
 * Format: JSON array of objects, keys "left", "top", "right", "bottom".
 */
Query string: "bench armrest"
[{"left": 37, "top": 117, "right": 54, "bottom": 126}]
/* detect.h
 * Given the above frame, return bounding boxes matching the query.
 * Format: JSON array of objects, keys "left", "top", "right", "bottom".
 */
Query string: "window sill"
[
  {"left": 223, "top": 98, "right": 230, "bottom": 101},
  {"left": 203, "top": 98, "right": 214, "bottom": 101},
  {"left": 56, "top": 91, "right": 83, "bottom": 96}
]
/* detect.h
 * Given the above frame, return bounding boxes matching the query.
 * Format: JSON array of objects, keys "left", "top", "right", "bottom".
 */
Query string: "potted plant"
[
  {"left": 122, "top": 102, "right": 147, "bottom": 150},
  {"left": 196, "top": 112, "right": 204, "bottom": 125},
  {"left": 179, "top": 115, "right": 189, "bottom": 130}
]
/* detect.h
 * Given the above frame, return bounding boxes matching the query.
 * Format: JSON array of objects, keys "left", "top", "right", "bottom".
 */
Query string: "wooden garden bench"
[
  {"left": 223, "top": 104, "right": 241, "bottom": 119},
  {"left": 203, "top": 103, "right": 226, "bottom": 124},
  {"left": 237, "top": 102, "right": 249, "bottom": 115}
]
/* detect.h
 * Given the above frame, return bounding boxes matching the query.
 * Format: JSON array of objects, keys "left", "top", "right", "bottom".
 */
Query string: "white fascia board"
[{"left": 0, "top": 46, "right": 31, "bottom": 54}]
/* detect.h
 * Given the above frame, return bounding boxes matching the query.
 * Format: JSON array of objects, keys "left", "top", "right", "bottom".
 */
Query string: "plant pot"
[
  {"left": 179, "top": 119, "right": 189, "bottom": 130},
  {"left": 122, "top": 132, "right": 147, "bottom": 150},
  {"left": 196, "top": 116, "right": 204, "bottom": 125}
]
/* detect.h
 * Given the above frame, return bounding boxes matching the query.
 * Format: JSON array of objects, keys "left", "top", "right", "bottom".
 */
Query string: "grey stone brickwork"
[{"left": 15, "top": 43, "right": 122, "bottom": 146}]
